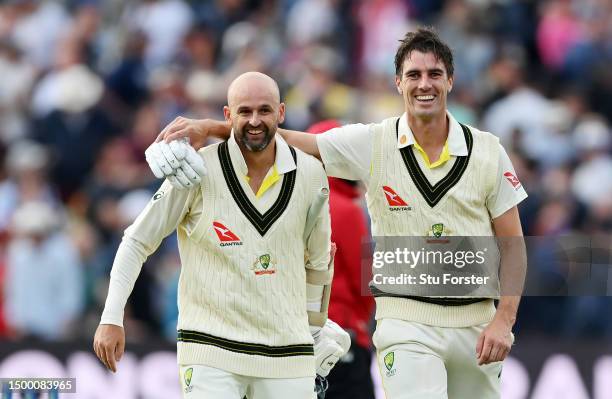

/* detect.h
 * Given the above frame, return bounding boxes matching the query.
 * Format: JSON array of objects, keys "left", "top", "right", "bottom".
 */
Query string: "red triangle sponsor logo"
[
  {"left": 213, "top": 221, "right": 241, "bottom": 242},
  {"left": 382, "top": 186, "right": 409, "bottom": 206},
  {"left": 503, "top": 172, "right": 521, "bottom": 188}
]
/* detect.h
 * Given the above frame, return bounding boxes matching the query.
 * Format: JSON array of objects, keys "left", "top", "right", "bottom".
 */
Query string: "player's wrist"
[
  {"left": 310, "top": 325, "right": 322, "bottom": 335},
  {"left": 492, "top": 309, "right": 516, "bottom": 329},
  {"left": 203, "top": 119, "right": 231, "bottom": 144},
  {"left": 189, "top": 119, "right": 208, "bottom": 149}
]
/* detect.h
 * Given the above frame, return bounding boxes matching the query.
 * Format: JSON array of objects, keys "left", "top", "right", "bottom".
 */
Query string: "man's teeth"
[{"left": 416, "top": 95, "right": 435, "bottom": 101}]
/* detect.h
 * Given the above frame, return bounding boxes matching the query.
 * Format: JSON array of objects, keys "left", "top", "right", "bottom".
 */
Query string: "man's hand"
[
  {"left": 476, "top": 316, "right": 514, "bottom": 365},
  {"left": 313, "top": 319, "right": 351, "bottom": 377},
  {"left": 93, "top": 324, "right": 125, "bottom": 372},
  {"left": 322, "top": 319, "right": 350, "bottom": 354},
  {"left": 145, "top": 139, "right": 207, "bottom": 189},
  {"left": 329, "top": 242, "right": 336, "bottom": 263},
  {"left": 156, "top": 116, "right": 229, "bottom": 150}
]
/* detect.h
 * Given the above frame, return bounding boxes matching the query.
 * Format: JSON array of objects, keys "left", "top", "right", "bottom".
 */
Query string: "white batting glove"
[
  {"left": 322, "top": 319, "right": 351, "bottom": 354},
  {"left": 312, "top": 319, "right": 351, "bottom": 377},
  {"left": 145, "top": 139, "right": 207, "bottom": 189},
  {"left": 145, "top": 141, "right": 174, "bottom": 178}
]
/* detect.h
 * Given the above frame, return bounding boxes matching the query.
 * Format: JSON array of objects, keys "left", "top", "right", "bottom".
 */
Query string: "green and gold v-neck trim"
[
  {"left": 396, "top": 118, "right": 474, "bottom": 207},
  {"left": 218, "top": 141, "right": 297, "bottom": 236}
]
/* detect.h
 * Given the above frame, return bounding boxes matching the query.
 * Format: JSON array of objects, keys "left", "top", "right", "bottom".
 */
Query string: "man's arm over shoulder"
[
  {"left": 315, "top": 123, "right": 373, "bottom": 182},
  {"left": 152, "top": 118, "right": 377, "bottom": 184},
  {"left": 277, "top": 128, "right": 322, "bottom": 160}
]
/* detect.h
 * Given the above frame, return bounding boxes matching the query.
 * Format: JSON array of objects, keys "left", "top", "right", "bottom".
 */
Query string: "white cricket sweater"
[
  {"left": 366, "top": 117, "right": 501, "bottom": 327},
  {"left": 101, "top": 134, "right": 331, "bottom": 378}
]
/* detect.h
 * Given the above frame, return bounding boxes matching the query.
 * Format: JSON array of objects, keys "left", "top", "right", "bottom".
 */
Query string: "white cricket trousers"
[
  {"left": 179, "top": 364, "right": 316, "bottom": 399},
  {"left": 373, "top": 318, "right": 505, "bottom": 399}
]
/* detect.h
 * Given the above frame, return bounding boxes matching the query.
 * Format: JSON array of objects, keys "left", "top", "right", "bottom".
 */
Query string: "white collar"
[
  {"left": 228, "top": 131, "right": 296, "bottom": 175},
  {"left": 396, "top": 111, "right": 468, "bottom": 156}
]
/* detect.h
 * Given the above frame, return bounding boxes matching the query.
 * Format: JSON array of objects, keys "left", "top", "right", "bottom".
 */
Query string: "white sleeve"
[
  {"left": 316, "top": 123, "right": 373, "bottom": 183},
  {"left": 305, "top": 166, "right": 332, "bottom": 272},
  {"left": 304, "top": 165, "right": 332, "bottom": 324},
  {"left": 487, "top": 144, "right": 528, "bottom": 219},
  {"left": 100, "top": 180, "right": 197, "bottom": 326}
]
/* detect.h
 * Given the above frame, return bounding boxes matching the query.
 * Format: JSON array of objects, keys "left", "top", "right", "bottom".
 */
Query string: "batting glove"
[
  {"left": 145, "top": 139, "right": 207, "bottom": 189},
  {"left": 312, "top": 319, "right": 351, "bottom": 377}
]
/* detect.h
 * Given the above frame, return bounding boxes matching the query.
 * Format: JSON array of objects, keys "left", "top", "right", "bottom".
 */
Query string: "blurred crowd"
[{"left": 0, "top": 0, "right": 611, "bottom": 344}]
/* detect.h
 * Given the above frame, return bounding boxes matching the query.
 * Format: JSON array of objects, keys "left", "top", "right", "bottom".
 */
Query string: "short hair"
[{"left": 394, "top": 27, "right": 454, "bottom": 78}]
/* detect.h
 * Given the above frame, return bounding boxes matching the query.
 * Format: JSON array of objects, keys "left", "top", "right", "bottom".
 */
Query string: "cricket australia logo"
[
  {"left": 213, "top": 221, "right": 243, "bottom": 247},
  {"left": 183, "top": 367, "right": 193, "bottom": 393},
  {"left": 382, "top": 186, "right": 412, "bottom": 211},
  {"left": 427, "top": 223, "right": 450, "bottom": 243},
  {"left": 384, "top": 352, "right": 396, "bottom": 377},
  {"left": 252, "top": 253, "right": 277, "bottom": 275},
  {"left": 432, "top": 223, "right": 444, "bottom": 238}
]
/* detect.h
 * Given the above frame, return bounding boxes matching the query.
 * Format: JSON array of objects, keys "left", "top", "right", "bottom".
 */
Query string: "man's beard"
[{"left": 237, "top": 124, "right": 274, "bottom": 152}]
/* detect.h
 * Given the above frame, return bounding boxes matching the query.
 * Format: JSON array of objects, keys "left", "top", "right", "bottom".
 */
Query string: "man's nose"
[
  {"left": 418, "top": 76, "right": 432, "bottom": 90},
  {"left": 249, "top": 112, "right": 261, "bottom": 126}
]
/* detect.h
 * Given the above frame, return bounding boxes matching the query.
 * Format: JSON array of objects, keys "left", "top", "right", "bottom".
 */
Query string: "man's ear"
[
  {"left": 278, "top": 103, "right": 286, "bottom": 124},
  {"left": 395, "top": 76, "right": 402, "bottom": 95},
  {"left": 223, "top": 105, "right": 231, "bottom": 122}
]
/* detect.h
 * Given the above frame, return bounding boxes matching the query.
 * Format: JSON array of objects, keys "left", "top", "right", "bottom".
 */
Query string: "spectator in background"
[
  {"left": 436, "top": 0, "right": 495, "bottom": 95},
  {"left": 0, "top": 40, "right": 36, "bottom": 143},
  {"left": 567, "top": 112, "right": 612, "bottom": 307},
  {"left": 570, "top": 115, "right": 612, "bottom": 215},
  {"left": 536, "top": 0, "right": 584, "bottom": 72},
  {"left": 481, "top": 53, "right": 567, "bottom": 165},
  {"left": 286, "top": 0, "right": 337, "bottom": 48},
  {"left": 4, "top": 201, "right": 83, "bottom": 340},
  {"left": 357, "top": 0, "right": 412, "bottom": 77},
  {"left": 193, "top": 0, "right": 257, "bottom": 39},
  {"left": 308, "top": 120, "right": 375, "bottom": 399},
  {"left": 0, "top": 0, "right": 71, "bottom": 71},
  {"left": 105, "top": 31, "right": 150, "bottom": 111},
  {"left": 284, "top": 45, "right": 353, "bottom": 129},
  {"left": 121, "top": 0, "right": 194, "bottom": 68},
  {"left": 0, "top": 140, "right": 58, "bottom": 232},
  {"left": 30, "top": 35, "right": 117, "bottom": 198}
]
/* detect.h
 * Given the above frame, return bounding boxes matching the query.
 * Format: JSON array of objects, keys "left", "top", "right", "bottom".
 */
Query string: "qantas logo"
[
  {"left": 382, "top": 186, "right": 412, "bottom": 211},
  {"left": 213, "top": 221, "right": 243, "bottom": 246},
  {"left": 503, "top": 172, "right": 521, "bottom": 189}
]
